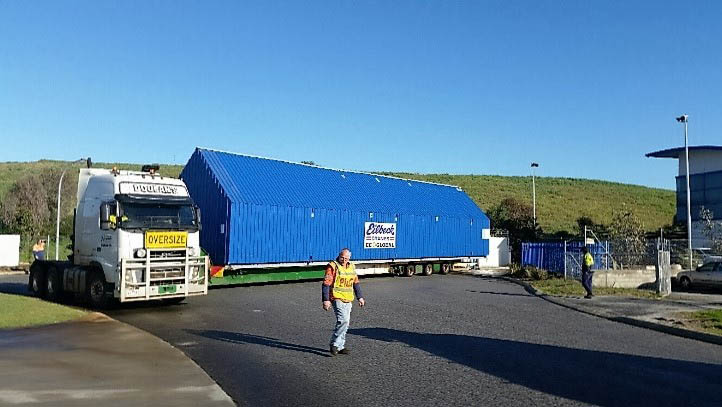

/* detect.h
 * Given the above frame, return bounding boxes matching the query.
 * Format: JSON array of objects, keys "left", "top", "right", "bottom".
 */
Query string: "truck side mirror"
[
  {"left": 100, "top": 203, "right": 111, "bottom": 230},
  {"left": 195, "top": 206, "right": 202, "bottom": 231}
]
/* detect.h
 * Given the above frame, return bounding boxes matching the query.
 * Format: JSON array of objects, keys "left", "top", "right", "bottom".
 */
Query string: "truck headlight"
[
  {"left": 135, "top": 248, "right": 147, "bottom": 258},
  {"left": 188, "top": 247, "right": 199, "bottom": 256}
]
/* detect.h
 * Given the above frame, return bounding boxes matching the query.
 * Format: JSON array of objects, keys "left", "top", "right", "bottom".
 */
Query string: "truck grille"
[{"left": 150, "top": 249, "right": 186, "bottom": 259}]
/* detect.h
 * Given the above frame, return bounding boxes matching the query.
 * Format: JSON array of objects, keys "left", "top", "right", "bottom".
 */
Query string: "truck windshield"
[{"left": 120, "top": 202, "right": 197, "bottom": 231}]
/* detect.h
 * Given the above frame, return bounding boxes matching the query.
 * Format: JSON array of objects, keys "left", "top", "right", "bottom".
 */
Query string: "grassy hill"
[
  {"left": 382, "top": 173, "right": 675, "bottom": 234},
  {"left": 0, "top": 160, "right": 676, "bottom": 235}
]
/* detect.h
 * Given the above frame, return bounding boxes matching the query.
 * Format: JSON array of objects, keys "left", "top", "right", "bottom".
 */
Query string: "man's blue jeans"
[
  {"left": 582, "top": 270, "right": 594, "bottom": 296},
  {"left": 330, "top": 299, "right": 353, "bottom": 349}
]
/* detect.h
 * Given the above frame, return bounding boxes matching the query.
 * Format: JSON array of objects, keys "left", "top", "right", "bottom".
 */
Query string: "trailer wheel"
[
  {"left": 404, "top": 264, "right": 415, "bottom": 277},
  {"left": 422, "top": 263, "right": 433, "bottom": 276},
  {"left": 29, "top": 263, "right": 47, "bottom": 298},
  {"left": 45, "top": 266, "right": 62, "bottom": 302},
  {"left": 86, "top": 271, "right": 109, "bottom": 309},
  {"left": 440, "top": 263, "right": 450, "bottom": 275}
]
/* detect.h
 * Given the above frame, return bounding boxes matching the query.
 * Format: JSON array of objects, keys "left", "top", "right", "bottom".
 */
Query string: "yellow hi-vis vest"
[
  {"left": 584, "top": 252, "right": 594, "bottom": 267},
  {"left": 331, "top": 261, "right": 356, "bottom": 302}
]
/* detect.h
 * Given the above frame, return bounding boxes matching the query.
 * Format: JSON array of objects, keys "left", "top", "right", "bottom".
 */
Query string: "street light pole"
[
  {"left": 531, "top": 162, "right": 539, "bottom": 227},
  {"left": 55, "top": 169, "right": 67, "bottom": 260},
  {"left": 676, "top": 114, "right": 693, "bottom": 270},
  {"left": 55, "top": 158, "right": 87, "bottom": 260}
]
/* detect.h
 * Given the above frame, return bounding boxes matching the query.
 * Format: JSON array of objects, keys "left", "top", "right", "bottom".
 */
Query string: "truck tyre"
[
  {"left": 45, "top": 266, "right": 62, "bottom": 302},
  {"left": 440, "top": 263, "right": 450, "bottom": 275},
  {"left": 29, "top": 263, "right": 47, "bottom": 298},
  {"left": 404, "top": 264, "right": 415, "bottom": 277},
  {"left": 422, "top": 263, "right": 433, "bottom": 276},
  {"left": 86, "top": 271, "right": 110, "bottom": 309}
]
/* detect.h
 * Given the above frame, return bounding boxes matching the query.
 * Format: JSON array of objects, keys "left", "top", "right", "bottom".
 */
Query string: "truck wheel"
[
  {"left": 422, "top": 264, "right": 433, "bottom": 276},
  {"left": 29, "top": 264, "right": 47, "bottom": 298},
  {"left": 45, "top": 266, "right": 62, "bottom": 302},
  {"left": 86, "top": 271, "right": 109, "bottom": 309},
  {"left": 404, "top": 264, "right": 415, "bottom": 277},
  {"left": 440, "top": 263, "right": 450, "bottom": 275}
]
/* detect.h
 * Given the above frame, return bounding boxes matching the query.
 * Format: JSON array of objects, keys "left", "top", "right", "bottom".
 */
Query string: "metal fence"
[
  {"left": 522, "top": 238, "right": 674, "bottom": 279},
  {"left": 522, "top": 241, "right": 609, "bottom": 279}
]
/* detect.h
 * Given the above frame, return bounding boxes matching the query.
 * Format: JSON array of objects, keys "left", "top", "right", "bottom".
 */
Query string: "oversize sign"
[
  {"left": 364, "top": 222, "right": 396, "bottom": 249},
  {"left": 145, "top": 231, "right": 188, "bottom": 249},
  {"left": 119, "top": 182, "right": 188, "bottom": 197}
]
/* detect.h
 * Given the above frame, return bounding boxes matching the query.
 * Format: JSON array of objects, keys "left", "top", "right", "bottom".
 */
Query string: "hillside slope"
[
  {"left": 0, "top": 161, "right": 675, "bottom": 234},
  {"left": 383, "top": 173, "right": 675, "bottom": 234}
]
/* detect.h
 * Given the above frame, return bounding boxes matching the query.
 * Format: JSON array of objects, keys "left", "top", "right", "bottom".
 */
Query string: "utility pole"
[
  {"left": 676, "top": 114, "right": 693, "bottom": 270},
  {"left": 531, "top": 162, "right": 539, "bottom": 227}
]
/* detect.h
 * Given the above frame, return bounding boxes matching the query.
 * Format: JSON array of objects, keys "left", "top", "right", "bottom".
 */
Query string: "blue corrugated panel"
[
  {"left": 522, "top": 241, "right": 607, "bottom": 274},
  {"left": 181, "top": 148, "right": 490, "bottom": 265}
]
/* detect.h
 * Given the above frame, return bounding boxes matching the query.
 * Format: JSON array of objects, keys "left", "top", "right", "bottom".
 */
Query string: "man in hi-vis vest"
[
  {"left": 581, "top": 246, "right": 595, "bottom": 299},
  {"left": 322, "top": 248, "right": 365, "bottom": 356}
]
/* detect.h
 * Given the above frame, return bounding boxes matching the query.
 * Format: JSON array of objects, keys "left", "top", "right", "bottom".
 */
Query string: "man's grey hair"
[{"left": 339, "top": 248, "right": 351, "bottom": 257}]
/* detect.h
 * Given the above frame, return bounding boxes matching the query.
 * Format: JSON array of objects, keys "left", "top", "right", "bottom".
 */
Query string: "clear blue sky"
[{"left": 1, "top": 1, "right": 720, "bottom": 189}]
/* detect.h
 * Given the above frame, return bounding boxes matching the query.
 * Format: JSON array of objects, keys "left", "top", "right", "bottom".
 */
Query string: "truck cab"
[{"left": 29, "top": 166, "right": 208, "bottom": 307}]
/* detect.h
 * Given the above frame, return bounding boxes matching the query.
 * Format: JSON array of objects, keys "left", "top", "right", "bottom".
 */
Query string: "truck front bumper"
[{"left": 120, "top": 252, "right": 209, "bottom": 302}]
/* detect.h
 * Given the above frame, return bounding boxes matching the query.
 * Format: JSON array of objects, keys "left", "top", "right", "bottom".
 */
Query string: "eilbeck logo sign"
[{"left": 364, "top": 222, "right": 396, "bottom": 249}]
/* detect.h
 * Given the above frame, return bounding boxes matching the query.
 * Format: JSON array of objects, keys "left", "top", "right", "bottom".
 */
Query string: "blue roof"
[
  {"left": 646, "top": 145, "right": 722, "bottom": 158},
  {"left": 186, "top": 148, "right": 487, "bottom": 219}
]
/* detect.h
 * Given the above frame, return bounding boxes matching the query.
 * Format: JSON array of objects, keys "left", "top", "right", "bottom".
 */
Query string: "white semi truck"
[{"left": 29, "top": 165, "right": 209, "bottom": 308}]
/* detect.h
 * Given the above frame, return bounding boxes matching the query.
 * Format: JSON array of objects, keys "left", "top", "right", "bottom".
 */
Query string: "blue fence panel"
[{"left": 522, "top": 241, "right": 609, "bottom": 274}]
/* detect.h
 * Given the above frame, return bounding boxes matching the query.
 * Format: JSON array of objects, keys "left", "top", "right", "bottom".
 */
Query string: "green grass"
[
  {"left": 683, "top": 309, "right": 722, "bottom": 336},
  {"left": 0, "top": 293, "right": 87, "bottom": 329},
  {"left": 530, "top": 278, "right": 661, "bottom": 299},
  {"left": 0, "top": 160, "right": 675, "bottom": 235}
]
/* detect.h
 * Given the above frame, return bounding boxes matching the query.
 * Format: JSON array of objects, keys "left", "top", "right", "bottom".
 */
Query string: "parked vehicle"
[
  {"left": 180, "top": 148, "right": 491, "bottom": 284},
  {"left": 29, "top": 165, "right": 209, "bottom": 307},
  {"left": 676, "top": 261, "right": 722, "bottom": 291}
]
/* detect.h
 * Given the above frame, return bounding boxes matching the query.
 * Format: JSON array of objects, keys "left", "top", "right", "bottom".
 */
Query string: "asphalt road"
[{"left": 4, "top": 273, "right": 722, "bottom": 406}]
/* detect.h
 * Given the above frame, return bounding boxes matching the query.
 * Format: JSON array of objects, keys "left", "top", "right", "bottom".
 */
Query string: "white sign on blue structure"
[{"left": 364, "top": 222, "right": 396, "bottom": 249}]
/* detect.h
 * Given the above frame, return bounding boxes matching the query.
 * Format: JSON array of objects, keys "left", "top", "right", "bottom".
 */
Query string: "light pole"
[
  {"left": 531, "top": 162, "right": 539, "bottom": 227},
  {"left": 56, "top": 158, "right": 88, "bottom": 260},
  {"left": 676, "top": 114, "right": 693, "bottom": 270}
]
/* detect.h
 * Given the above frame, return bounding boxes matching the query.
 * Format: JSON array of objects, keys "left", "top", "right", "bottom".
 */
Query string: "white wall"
[
  {"left": 677, "top": 150, "right": 722, "bottom": 176},
  {"left": 477, "top": 237, "right": 511, "bottom": 268},
  {"left": 0, "top": 235, "right": 20, "bottom": 267}
]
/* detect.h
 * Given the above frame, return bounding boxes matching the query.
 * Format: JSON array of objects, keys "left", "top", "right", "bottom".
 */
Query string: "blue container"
[{"left": 181, "top": 148, "right": 490, "bottom": 266}]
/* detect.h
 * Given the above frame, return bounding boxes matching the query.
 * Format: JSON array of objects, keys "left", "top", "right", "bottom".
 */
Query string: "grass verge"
[
  {"left": 530, "top": 278, "right": 661, "bottom": 299},
  {"left": 0, "top": 293, "right": 87, "bottom": 329},
  {"left": 682, "top": 309, "right": 722, "bottom": 336}
]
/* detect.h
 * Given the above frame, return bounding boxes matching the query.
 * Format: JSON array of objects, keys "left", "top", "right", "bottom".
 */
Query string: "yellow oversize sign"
[{"left": 145, "top": 231, "right": 188, "bottom": 249}]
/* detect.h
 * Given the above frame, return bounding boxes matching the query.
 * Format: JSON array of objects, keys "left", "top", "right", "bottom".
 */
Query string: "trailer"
[
  {"left": 29, "top": 165, "right": 209, "bottom": 307},
  {"left": 180, "top": 148, "right": 490, "bottom": 284}
]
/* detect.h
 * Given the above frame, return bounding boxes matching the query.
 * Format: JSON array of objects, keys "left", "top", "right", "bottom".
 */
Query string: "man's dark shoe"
[
  {"left": 330, "top": 346, "right": 339, "bottom": 356},
  {"left": 338, "top": 348, "right": 351, "bottom": 355},
  {"left": 584, "top": 294, "right": 593, "bottom": 299}
]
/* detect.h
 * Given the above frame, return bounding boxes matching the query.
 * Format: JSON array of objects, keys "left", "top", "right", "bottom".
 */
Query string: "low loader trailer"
[{"left": 180, "top": 148, "right": 491, "bottom": 285}]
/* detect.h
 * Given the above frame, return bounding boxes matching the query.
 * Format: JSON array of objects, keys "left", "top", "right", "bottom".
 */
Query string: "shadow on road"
[
  {"left": 187, "top": 329, "right": 332, "bottom": 357},
  {"left": 0, "top": 281, "right": 31, "bottom": 296},
  {"left": 350, "top": 327, "right": 722, "bottom": 406}
]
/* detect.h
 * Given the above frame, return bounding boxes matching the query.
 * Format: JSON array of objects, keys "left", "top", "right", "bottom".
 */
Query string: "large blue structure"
[{"left": 180, "top": 148, "right": 490, "bottom": 266}]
